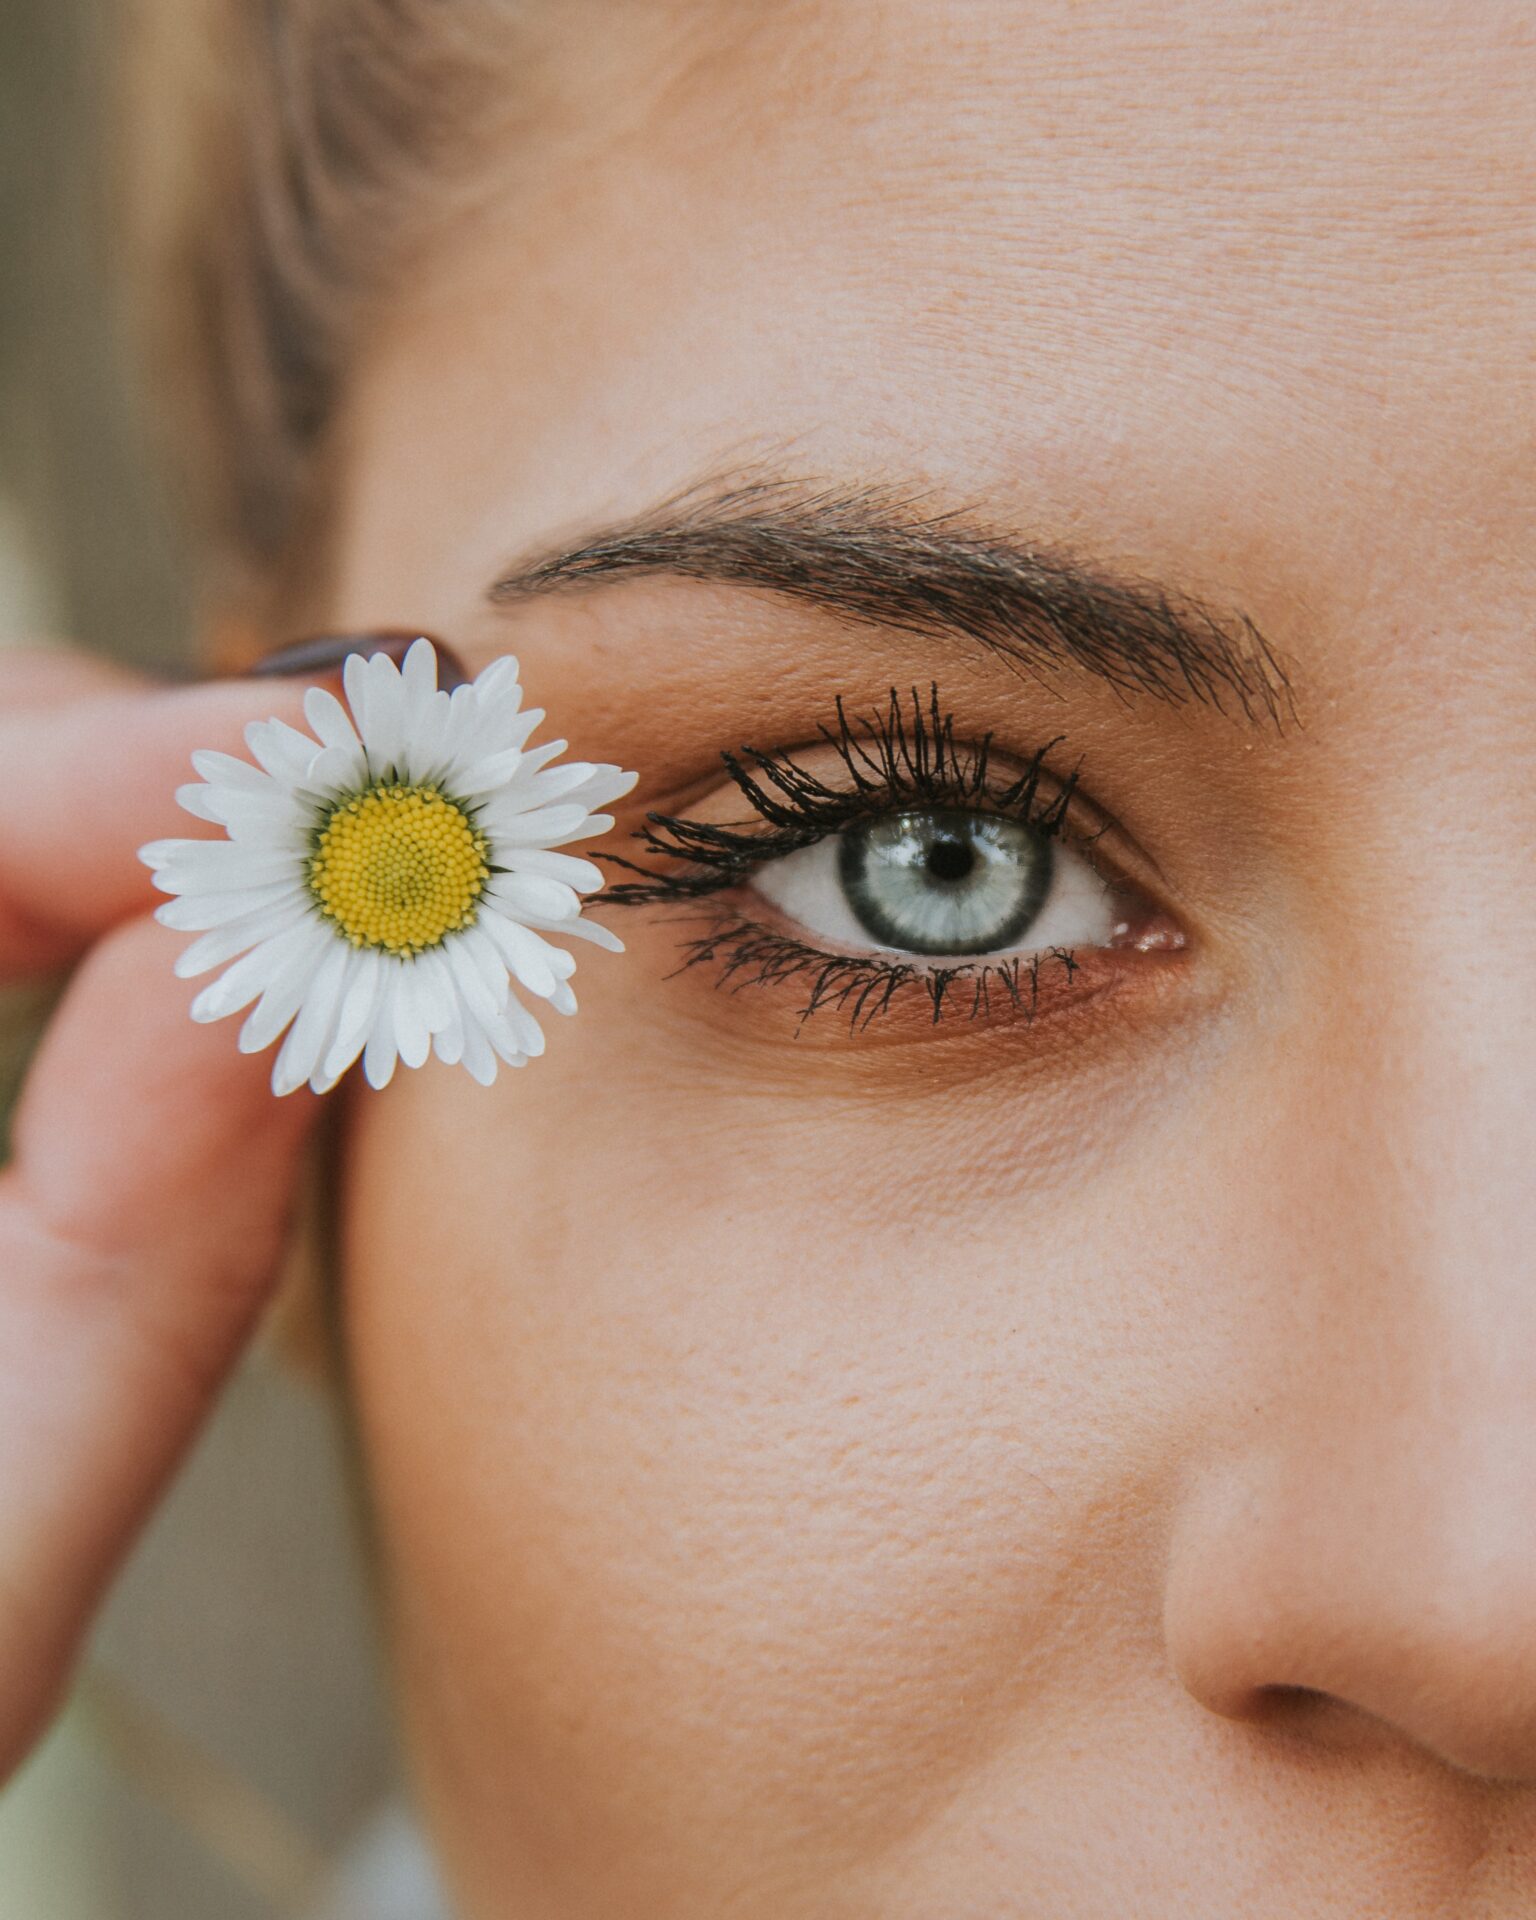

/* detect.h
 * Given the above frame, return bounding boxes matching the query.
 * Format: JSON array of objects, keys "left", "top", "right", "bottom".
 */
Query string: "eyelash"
[{"left": 597, "top": 686, "right": 1120, "bottom": 1032}]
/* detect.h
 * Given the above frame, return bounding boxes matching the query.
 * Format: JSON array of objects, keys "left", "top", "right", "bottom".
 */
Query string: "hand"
[{"left": 0, "top": 645, "right": 324, "bottom": 1778}]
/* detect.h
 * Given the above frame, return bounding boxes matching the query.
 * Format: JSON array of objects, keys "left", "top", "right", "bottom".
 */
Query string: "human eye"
[
  {"left": 751, "top": 805, "right": 1115, "bottom": 959},
  {"left": 600, "top": 687, "right": 1185, "bottom": 1035}
]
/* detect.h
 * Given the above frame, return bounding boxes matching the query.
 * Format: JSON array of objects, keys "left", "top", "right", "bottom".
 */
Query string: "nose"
[
  {"left": 1166, "top": 1417, "right": 1536, "bottom": 1782},
  {"left": 1162, "top": 990, "right": 1536, "bottom": 1783}
]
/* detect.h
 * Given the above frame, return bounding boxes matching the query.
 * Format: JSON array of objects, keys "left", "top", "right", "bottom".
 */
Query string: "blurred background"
[
  {"left": 0, "top": 0, "right": 189, "bottom": 670},
  {"left": 0, "top": 5, "right": 444, "bottom": 1913}
]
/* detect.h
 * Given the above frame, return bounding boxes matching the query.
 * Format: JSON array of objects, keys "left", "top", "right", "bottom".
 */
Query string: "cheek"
[{"left": 337, "top": 973, "right": 1261, "bottom": 1906}]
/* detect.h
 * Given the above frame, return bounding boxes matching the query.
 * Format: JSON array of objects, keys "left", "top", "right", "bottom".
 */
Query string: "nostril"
[
  {"left": 1185, "top": 1665, "right": 1405, "bottom": 1758},
  {"left": 1240, "top": 1686, "right": 1494, "bottom": 1773},
  {"left": 1188, "top": 1653, "right": 1536, "bottom": 1783},
  {"left": 1257, "top": 1683, "right": 1328, "bottom": 1710},
  {"left": 1226, "top": 1682, "right": 1339, "bottom": 1732}
]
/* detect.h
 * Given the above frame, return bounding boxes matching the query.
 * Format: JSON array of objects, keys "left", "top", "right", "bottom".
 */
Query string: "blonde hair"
[{"left": 126, "top": 0, "right": 535, "bottom": 604}]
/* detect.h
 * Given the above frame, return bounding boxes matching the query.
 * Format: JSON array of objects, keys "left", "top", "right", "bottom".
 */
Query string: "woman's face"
[{"left": 325, "top": 3, "right": 1535, "bottom": 1912}]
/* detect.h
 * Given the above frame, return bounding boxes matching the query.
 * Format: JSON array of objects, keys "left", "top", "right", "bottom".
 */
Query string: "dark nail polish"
[{"left": 248, "top": 630, "right": 471, "bottom": 691}]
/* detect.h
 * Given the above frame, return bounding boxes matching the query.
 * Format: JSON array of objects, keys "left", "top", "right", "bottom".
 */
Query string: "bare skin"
[{"left": 2, "top": 2, "right": 1533, "bottom": 1916}]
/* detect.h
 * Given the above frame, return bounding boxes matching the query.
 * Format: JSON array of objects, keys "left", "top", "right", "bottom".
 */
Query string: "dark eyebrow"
[{"left": 488, "top": 474, "right": 1295, "bottom": 728}]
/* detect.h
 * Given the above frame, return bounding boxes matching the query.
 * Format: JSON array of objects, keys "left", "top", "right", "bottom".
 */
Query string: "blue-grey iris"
[{"left": 837, "top": 809, "right": 1053, "bottom": 955}]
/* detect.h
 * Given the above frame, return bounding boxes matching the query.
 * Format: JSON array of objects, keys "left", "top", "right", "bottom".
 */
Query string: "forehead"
[{"left": 339, "top": 0, "right": 1533, "bottom": 645}]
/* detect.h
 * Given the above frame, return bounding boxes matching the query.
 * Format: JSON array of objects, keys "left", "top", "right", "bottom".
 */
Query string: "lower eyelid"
[{"left": 654, "top": 894, "right": 1162, "bottom": 1042}]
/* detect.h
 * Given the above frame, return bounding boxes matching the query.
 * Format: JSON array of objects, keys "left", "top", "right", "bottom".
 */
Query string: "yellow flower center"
[{"left": 308, "top": 783, "right": 490, "bottom": 956}]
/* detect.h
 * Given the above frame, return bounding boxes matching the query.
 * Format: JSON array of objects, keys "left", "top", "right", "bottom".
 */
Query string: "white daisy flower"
[{"left": 139, "top": 638, "right": 637, "bottom": 1095}]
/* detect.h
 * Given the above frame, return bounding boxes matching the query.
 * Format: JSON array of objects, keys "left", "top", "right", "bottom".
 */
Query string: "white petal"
[
  {"left": 478, "top": 912, "right": 566, "bottom": 999},
  {"left": 191, "top": 749, "right": 274, "bottom": 792},
  {"left": 449, "top": 703, "right": 541, "bottom": 782},
  {"left": 432, "top": 1002, "right": 466, "bottom": 1066},
  {"left": 459, "top": 1020, "right": 499, "bottom": 1086},
  {"left": 239, "top": 925, "right": 329, "bottom": 1052},
  {"left": 497, "top": 992, "right": 546, "bottom": 1059},
  {"left": 305, "top": 955, "right": 361, "bottom": 1094},
  {"left": 402, "top": 636, "right": 440, "bottom": 704},
  {"left": 430, "top": 681, "right": 472, "bottom": 759},
  {"left": 363, "top": 977, "right": 401, "bottom": 1089},
  {"left": 455, "top": 746, "right": 527, "bottom": 795},
  {"left": 138, "top": 836, "right": 198, "bottom": 872},
  {"left": 485, "top": 1018, "right": 531, "bottom": 1067},
  {"left": 321, "top": 949, "right": 389, "bottom": 1082},
  {"left": 496, "top": 847, "right": 604, "bottom": 891},
  {"left": 342, "top": 648, "right": 373, "bottom": 735},
  {"left": 510, "top": 738, "right": 569, "bottom": 777},
  {"left": 173, "top": 899, "right": 308, "bottom": 979},
  {"left": 410, "top": 946, "right": 459, "bottom": 1032},
  {"left": 472, "top": 665, "right": 529, "bottom": 712},
  {"left": 357, "top": 649, "right": 406, "bottom": 775},
  {"left": 222, "top": 822, "right": 311, "bottom": 860},
  {"left": 364, "top": 1041, "right": 399, "bottom": 1089},
  {"left": 154, "top": 881, "right": 305, "bottom": 931},
  {"left": 486, "top": 802, "right": 594, "bottom": 847},
  {"left": 544, "top": 812, "right": 615, "bottom": 848},
  {"left": 462, "top": 921, "right": 513, "bottom": 996},
  {"left": 472, "top": 654, "right": 519, "bottom": 697},
  {"left": 173, "top": 784, "right": 225, "bottom": 824},
  {"left": 508, "top": 761, "right": 605, "bottom": 809},
  {"left": 303, "top": 685, "right": 362, "bottom": 754},
  {"left": 392, "top": 963, "right": 433, "bottom": 1069},
  {"left": 191, "top": 918, "right": 321, "bottom": 1023},
  {"left": 245, "top": 717, "right": 324, "bottom": 785},
  {"left": 271, "top": 940, "right": 351, "bottom": 1096},
  {"left": 150, "top": 842, "right": 300, "bottom": 893},
  {"left": 561, "top": 764, "right": 640, "bottom": 810},
  {"left": 518, "top": 911, "right": 625, "bottom": 953},
  {"left": 196, "top": 787, "right": 310, "bottom": 844},
  {"left": 485, "top": 761, "right": 636, "bottom": 819},
  {"left": 445, "top": 934, "right": 505, "bottom": 1028},
  {"left": 294, "top": 743, "right": 366, "bottom": 797},
  {"left": 455, "top": 662, "right": 525, "bottom": 749},
  {"left": 547, "top": 982, "right": 578, "bottom": 1016},
  {"left": 499, "top": 703, "right": 545, "bottom": 747},
  {"left": 486, "top": 872, "right": 580, "bottom": 922},
  {"left": 471, "top": 727, "right": 558, "bottom": 789},
  {"left": 401, "top": 689, "right": 453, "bottom": 785},
  {"left": 397, "top": 644, "right": 454, "bottom": 784}
]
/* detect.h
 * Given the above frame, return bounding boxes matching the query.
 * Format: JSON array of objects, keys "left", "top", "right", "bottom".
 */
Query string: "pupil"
[{"left": 925, "top": 836, "right": 975, "bottom": 884}]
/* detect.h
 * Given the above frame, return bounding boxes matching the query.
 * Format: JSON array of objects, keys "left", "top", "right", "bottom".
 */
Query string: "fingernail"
[{"left": 248, "top": 631, "right": 471, "bottom": 691}]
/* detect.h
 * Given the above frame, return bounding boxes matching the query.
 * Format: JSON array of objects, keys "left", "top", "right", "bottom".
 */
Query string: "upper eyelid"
[
  {"left": 718, "top": 733, "right": 1165, "bottom": 893},
  {"left": 599, "top": 705, "right": 1170, "bottom": 911}
]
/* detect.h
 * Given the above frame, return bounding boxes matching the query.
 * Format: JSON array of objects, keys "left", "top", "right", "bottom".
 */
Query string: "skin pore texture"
[{"left": 314, "top": 3, "right": 1535, "bottom": 1914}]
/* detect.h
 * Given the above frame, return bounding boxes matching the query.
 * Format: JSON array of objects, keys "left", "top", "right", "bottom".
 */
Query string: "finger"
[
  {"left": 0, "top": 653, "right": 312, "bottom": 978},
  {"left": 0, "top": 912, "right": 319, "bottom": 1771}
]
